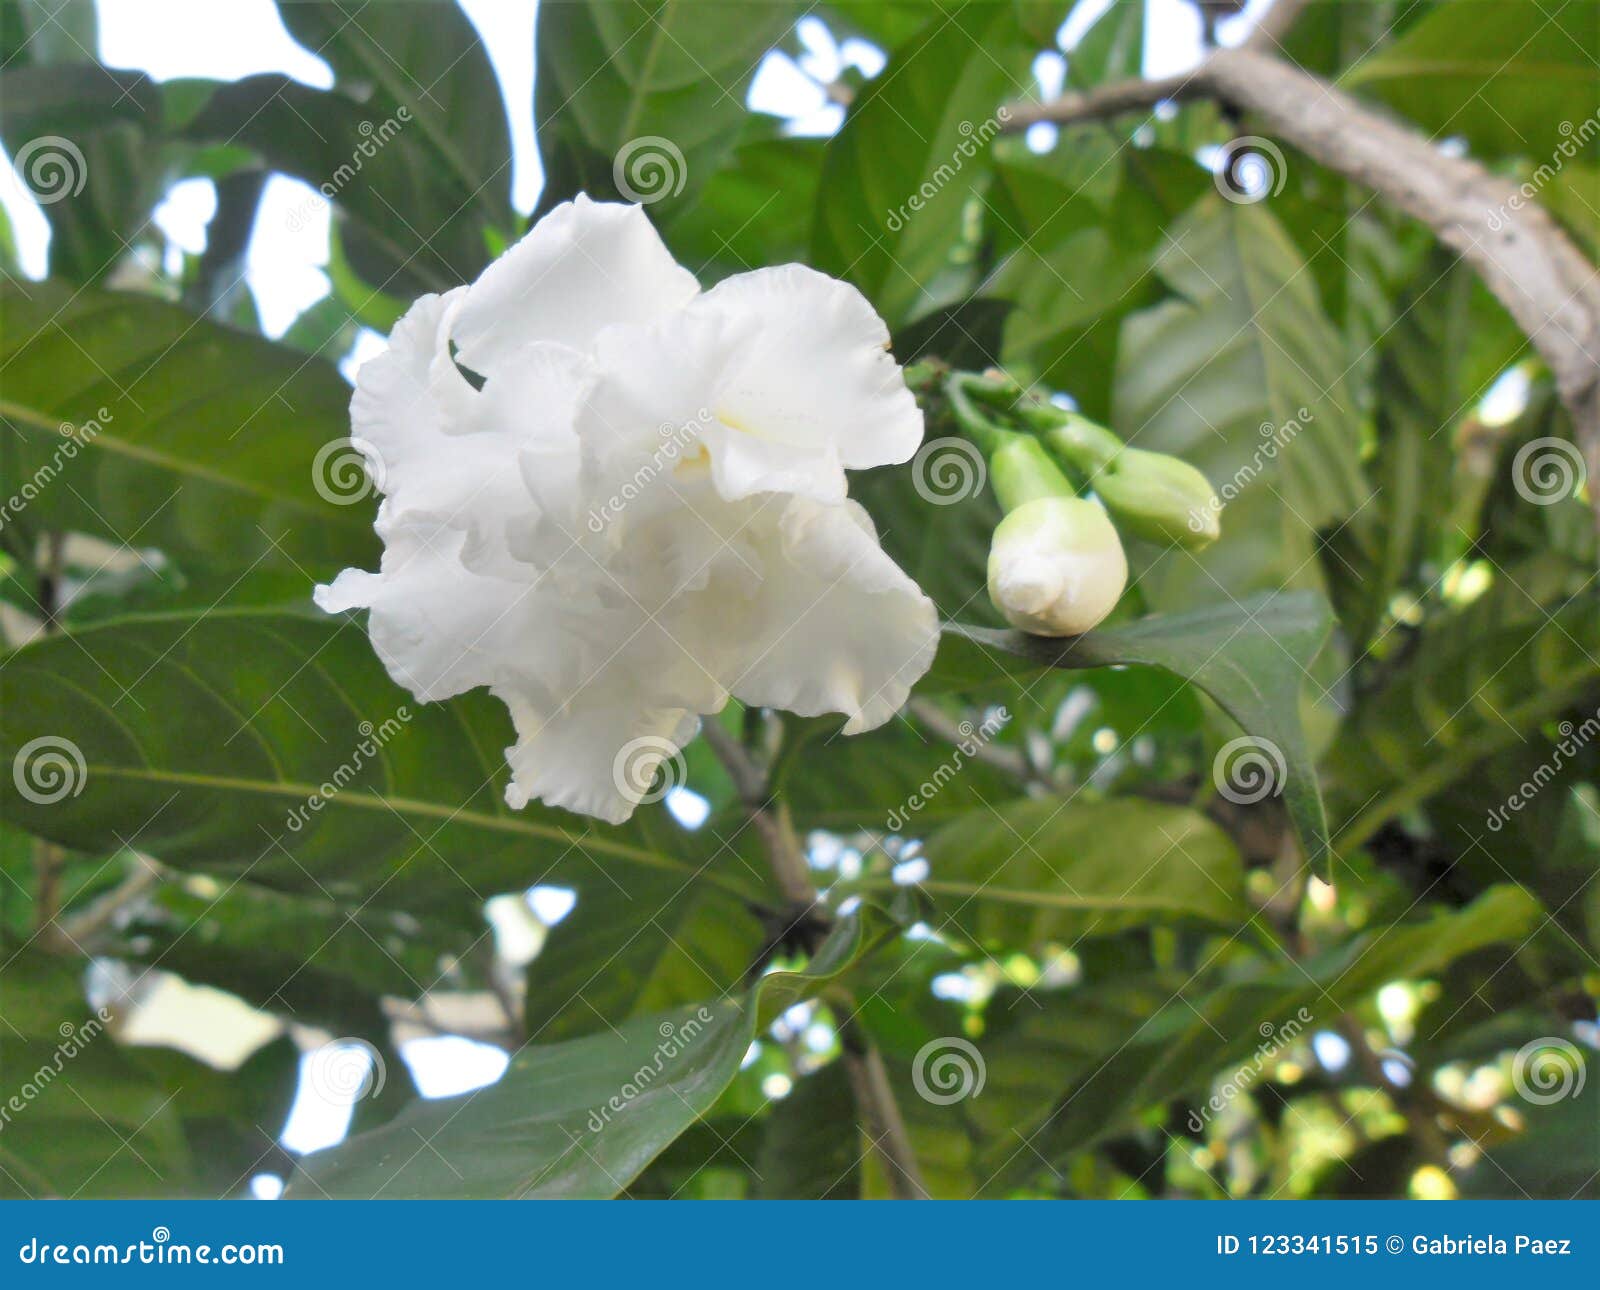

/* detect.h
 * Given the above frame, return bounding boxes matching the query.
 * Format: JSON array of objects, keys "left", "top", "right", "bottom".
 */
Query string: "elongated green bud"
[
  {"left": 1043, "top": 419, "right": 1221, "bottom": 548},
  {"left": 988, "top": 434, "right": 1078, "bottom": 513},
  {"left": 987, "top": 496, "right": 1127, "bottom": 637}
]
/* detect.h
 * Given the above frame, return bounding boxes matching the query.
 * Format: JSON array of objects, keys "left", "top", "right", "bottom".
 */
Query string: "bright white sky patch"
[
  {"left": 152, "top": 176, "right": 216, "bottom": 255},
  {"left": 246, "top": 175, "right": 330, "bottom": 337},
  {"left": 98, "top": 0, "right": 332, "bottom": 85},
  {"left": 403, "top": 1035, "right": 511, "bottom": 1098},
  {"left": 460, "top": 0, "right": 540, "bottom": 213}
]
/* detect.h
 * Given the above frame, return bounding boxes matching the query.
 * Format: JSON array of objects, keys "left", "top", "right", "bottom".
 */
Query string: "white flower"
[
  {"left": 315, "top": 196, "right": 938, "bottom": 824},
  {"left": 987, "top": 497, "right": 1127, "bottom": 637}
]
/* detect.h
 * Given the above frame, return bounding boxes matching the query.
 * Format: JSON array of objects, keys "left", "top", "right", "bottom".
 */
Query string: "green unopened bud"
[
  {"left": 1044, "top": 421, "right": 1221, "bottom": 549},
  {"left": 988, "top": 434, "right": 1077, "bottom": 513},
  {"left": 987, "top": 497, "right": 1128, "bottom": 637}
]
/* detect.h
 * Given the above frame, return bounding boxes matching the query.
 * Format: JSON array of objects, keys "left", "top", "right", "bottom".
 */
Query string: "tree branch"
[
  {"left": 699, "top": 719, "right": 929, "bottom": 1198},
  {"left": 1005, "top": 38, "right": 1600, "bottom": 531}
]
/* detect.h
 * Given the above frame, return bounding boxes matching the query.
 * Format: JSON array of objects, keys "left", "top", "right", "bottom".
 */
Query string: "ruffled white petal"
[
  {"left": 730, "top": 497, "right": 939, "bottom": 734},
  {"left": 452, "top": 195, "right": 699, "bottom": 379},
  {"left": 689, "top": 264, "right": 923, "bottom": 502}
]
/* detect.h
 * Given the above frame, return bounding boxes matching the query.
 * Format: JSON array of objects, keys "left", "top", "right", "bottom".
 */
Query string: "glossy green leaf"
[
  {"left": 812, "top": 1, "right": 1032, "bottom": 325},
  {"left": 1345, "top": 0, "right": 1600, "bottom": 159},
  {"left": 273, "top": 0, "right": 512, "bottom": 295},
  {"left": 0, "top": 279, "right": 378, "bottom": 578},
  {"left": 916, "top": 796, "right": 1248, "bottom": 947},
  {"left": 522, "top": 869, "right": 766, "bottom": 1044},
  {"left": 935, "top": 590, "right": 1334, "bottom": 864},
  {"left": 534, "top": 0, "right": 797, "bottom": 213},
  {"left": 1113, "top": 198, "right": 1368, "bottom": 602},
  {"left": 977, "top": 884, "right": 1544, "bottom": 1188},
  {"left": 0, "top": 609, "right": 767, "bottom": 924},
  {"left": 289, "top": 907, "right": 895, "bottom": 1198}
]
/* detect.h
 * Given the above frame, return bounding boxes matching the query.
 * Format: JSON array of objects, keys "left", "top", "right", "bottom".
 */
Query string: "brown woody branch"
[{"left": 1005, "top": 21, "right": 1600, "bottom": 530}]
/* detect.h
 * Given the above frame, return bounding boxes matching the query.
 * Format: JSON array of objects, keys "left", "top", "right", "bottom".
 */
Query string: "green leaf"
[
  {"left": 534, "top": 0, "right": 797, "bottom": 214},
  {"left": 522, "top": 871, "right": 765, "bottom": 1044},
  {"left": 0, "top": 953, "right": 188, "bottom": 1197},
  {"left": 182, "top": 75, "right": 498, "bottom": 298},
  {"left": 0, "top": 64, "right": 164, "bottom": 283},
  {"left": 1327, "top": 592, "right": 1600, "bottom": 851},
  {"left": 0, "top": 609, "right": 766, "bottom": 924},
  {"left": 935, "top": 590, "right": 1334, "bottom": 864},
  {"left": 274, "top": 0, "right": 512, "bottom": 274},
  {"left": 780, "top": 712, "right": 1021, "bottom": 831},
  {"left": 978, "top": 885, "right": 1544, "bottom": 1187},
  {"left": 812, "top": 0, "right": 1033, "bottom": 325},
  {"left": 1324, "top": 252, "right": 1525, "bottom": 647},
  {"left": 0, "top": 279, "right": 378, "bottom": 578},
  {"left": 1065, "top": 0, "right": 1145, "bottom": 88},
  {"left": 989, "top": 149, "right": 1206, "bottom": 421},
  {"left": 288, "top": 907, "right": 895, "bottom": 1198},
  {"left": 1112, "top": 198, "right": 1368, "bottom": 602},
  {"left": 662, "top": 132, "right": 825, "bottom": 280},
  {"left": 916, "top": 796, "right": 1248, "bottom": 948},
  {"left": 1345, "top": 0, "right": 1600, "bottom": 160},
  {"left": 754, "top": 1060, "right": 861, "bottom": 1199}
]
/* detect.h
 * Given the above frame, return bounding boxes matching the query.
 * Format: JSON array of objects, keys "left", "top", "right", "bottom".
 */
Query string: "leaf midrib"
[
  {"left": 74, "top": 762, "right": 756, "bottom": 897},
  {"left": 0, "top": 397, "right": 368, "bottom": 527}
]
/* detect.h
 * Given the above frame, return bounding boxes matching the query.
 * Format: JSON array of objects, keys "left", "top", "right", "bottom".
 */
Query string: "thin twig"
[
  {"left": 907, "top": 698, "right": 1033, "bottom": 783},
  {"left": 699, "top": 718, "right": 929, "bottom": 1198}
]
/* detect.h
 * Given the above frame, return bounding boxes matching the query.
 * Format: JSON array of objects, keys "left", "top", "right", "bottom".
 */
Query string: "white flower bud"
[{"left": 986, "top": 496, "right": 1127, "bottom": 637}]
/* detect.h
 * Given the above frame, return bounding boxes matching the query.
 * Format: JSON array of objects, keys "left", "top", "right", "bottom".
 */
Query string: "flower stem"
[{"left": 700, "top": 718, "right": 928, "bottom": 1198}]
